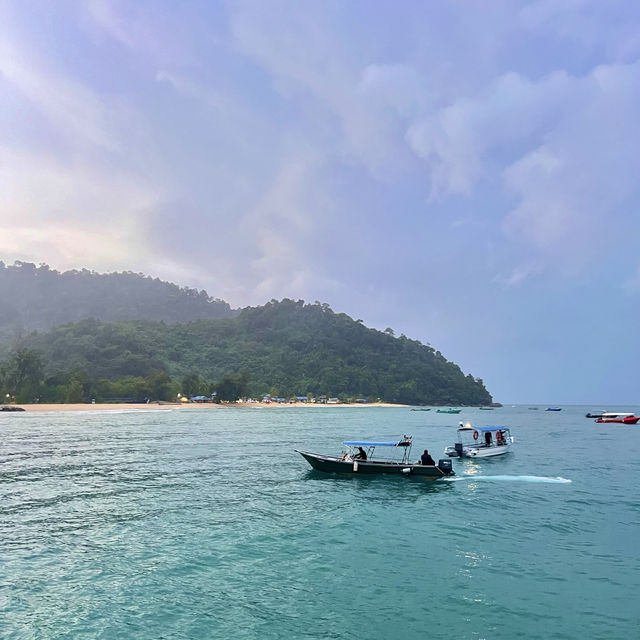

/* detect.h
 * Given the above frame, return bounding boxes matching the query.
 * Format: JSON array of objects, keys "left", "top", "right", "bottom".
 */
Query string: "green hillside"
[
  {"left": 1, "top": 299, "right": 492, "bottom": 406},
  {"left": 0, "top": 261, "right": 235, "bottom": 340}
]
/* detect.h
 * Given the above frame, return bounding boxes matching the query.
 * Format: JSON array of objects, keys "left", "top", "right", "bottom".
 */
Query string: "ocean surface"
[{"left": 1, "top": 405, "right": 639, "bottom": 639}]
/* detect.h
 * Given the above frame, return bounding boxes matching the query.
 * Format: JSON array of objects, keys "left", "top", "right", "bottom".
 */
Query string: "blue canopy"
[
  {"left": 470, "top": 426, "right": 509, "bottom": 433},
  {"left": 343, "top": 440, "right": 403, "bottom": 447}
]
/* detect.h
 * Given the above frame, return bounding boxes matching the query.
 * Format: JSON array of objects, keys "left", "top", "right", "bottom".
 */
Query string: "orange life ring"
[{"left": 473, "top": 431, "right": 478, "bottom": 440}]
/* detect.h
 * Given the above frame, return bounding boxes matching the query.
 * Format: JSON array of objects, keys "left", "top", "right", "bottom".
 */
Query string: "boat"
[
  {"left": 479, "top": 407, "right": 494, "bottom": 410},
  {"left": 595, "top": 414, "right": 639, "bottom": 424},
  {"left": 588, "top": 411, "right": 632, "bottom": 419},
  {"left": 295, "top": 435, "right": 454, "bottom": 479},
  {"left": 545, "top": 407, "right": 562, "bottom": 411},
  {"left": 437, "top": 408, "right": 461, "bottom": 414},
  {"left": 410, "top": 408, "right": 431, "bottom": 411},
  {"left": 444, "top": 423, "right": 514, "bottom": 458},
  {"left": 0, "top": 406, "right": 25, "bottom": 412}
]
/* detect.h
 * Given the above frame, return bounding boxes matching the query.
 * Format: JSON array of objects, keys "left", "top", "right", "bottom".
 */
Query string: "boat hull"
[
  {"left": 596, "top": 417, "right": 640, "bottom": 424},
  {"left": 295, "top": 451, "right": 452, "bottom": 479},
  {"left": 445, "top": 443, "right": 513, "bottom": 458}
]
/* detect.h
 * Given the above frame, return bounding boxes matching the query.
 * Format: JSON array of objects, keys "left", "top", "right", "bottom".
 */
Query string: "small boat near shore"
[
  {"left": 296, "top": 435, "right": 454, "bottom": 479},
  {"left": 444, "top": 424, "right": 514, "bottom": 458},
  {"left": 437, "top": 408, "right": 461, "bottom": 414},
  {"left": 0, "top": 406, "right": 25, "bottom": 412},
  {"left": 595, "top": 414, "right": 639, "bottom": 424}
]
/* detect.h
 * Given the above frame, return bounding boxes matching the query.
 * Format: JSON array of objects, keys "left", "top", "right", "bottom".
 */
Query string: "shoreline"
[{"left": 2, "top": 401, "right": 412, "bottom": 412}]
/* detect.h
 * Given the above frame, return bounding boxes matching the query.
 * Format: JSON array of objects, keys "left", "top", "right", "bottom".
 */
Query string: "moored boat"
[
  {"left": 437, "top": 408, "right": 461, "bottom": 414},
  {"left": 295, "top": 435, "right": 454, "bottom": 479},
  {"left": 595, "top": 415, "right": 639, "bottom": 424},
  {"left": 444, "top": 423, "right": 514, "bottom": 458},
  {"left": 546, "top": 407, "right": 562, "bottom": 411}
]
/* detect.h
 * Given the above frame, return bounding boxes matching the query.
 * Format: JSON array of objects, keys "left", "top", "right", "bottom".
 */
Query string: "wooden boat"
[
  {"left": 295, "top": 436, "right": 454, "bottom": 479},
  {"left": 437, "top": 408, "right": 461, "bottom": 414},
  {"left": 595, "top": 415, "right": 639, "bottom": 424},
  {"left": 444, "top": 424, "right": 514, "bottom": 458}
]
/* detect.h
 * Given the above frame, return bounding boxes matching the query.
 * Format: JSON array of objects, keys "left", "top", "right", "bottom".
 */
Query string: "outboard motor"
[
  {"left": 437, "top": 459, "right": 453, "bottom": 475},
  {"left": 454, "top": 442, "right": 464, "bottom": 457}
]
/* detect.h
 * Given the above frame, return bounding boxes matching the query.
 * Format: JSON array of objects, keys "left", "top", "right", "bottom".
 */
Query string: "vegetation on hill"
[
  {"left": 0, "top": 299, "right": 492, "bottom": 406},
  {"left": 0, "top": 261, "right": 235, "bottom": 341}
]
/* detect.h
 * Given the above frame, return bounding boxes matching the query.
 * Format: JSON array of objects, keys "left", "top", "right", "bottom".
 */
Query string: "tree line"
[{"left": 0, "top": 299, "right": 492, "bottom": 406}]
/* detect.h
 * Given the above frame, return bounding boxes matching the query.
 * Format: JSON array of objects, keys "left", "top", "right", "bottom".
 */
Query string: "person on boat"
[
  {"left": 353, "top": 446, "right": 367, "bottom": 461},
  {"left": 484, "top": 431, "right": 492, "bottom": 446},
  {"left": 421, "top": 449, "right": 435, "bottom": 465}
]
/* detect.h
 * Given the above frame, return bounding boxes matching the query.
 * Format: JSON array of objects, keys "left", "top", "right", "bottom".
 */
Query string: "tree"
[
  {"left": 181, "top": 372, "right": 205, "bottom": 398},
  {"left": 6, "top": 348, "right": 44, "bottom": 402},
  {"left": 216, "top": 371, "right": 249, "bottom": 402}
]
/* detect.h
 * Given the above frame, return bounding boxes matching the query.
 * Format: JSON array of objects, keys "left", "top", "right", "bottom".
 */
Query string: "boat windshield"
[{"left": 341, "top": 436, "right": 413, "bottom": 463}]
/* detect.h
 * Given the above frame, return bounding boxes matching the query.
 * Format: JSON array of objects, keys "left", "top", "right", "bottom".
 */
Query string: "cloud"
[
  {"left": 0, "top": 147, "right": 163, "bottom": 271},
  {"left": 0, "top": 40, "right": 120, "bottom": 152},
  {"left": 502, "top": 60, "right": 640, "bottom": 266}
]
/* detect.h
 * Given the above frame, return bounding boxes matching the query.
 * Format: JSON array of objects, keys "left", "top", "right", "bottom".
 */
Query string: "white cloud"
[
  {"left": 502, "top": 60, "right": 640, "bottom": 264},
  {"left": 0, "top": 147, "right": 163, "bottom": 271},
  {"left": 0, "top": 40, "right": 120, "bottom": 152}
]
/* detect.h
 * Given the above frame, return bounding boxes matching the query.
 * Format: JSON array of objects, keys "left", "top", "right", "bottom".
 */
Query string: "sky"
[{"left": 1, "top": 0, "right": 639, "bottom": 404}]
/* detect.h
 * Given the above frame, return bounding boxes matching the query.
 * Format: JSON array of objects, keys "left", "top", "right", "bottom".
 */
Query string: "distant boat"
[
  {"left": 479, "top": 407, "right": 494, "bottom": 410},
  {"left": 0, "top": 405, "right": 25, "bottom": 412},
  {"left": 410, "top": 408, "right": 431, "bottom": 411},
  {"left": 585, "top": 411, "right": 606, "bottom": 418},
  {"left": 437, "top": 408, "right": 461, "bottom": 414},
  {"left": 545, "top": 407, "right": 562, "bottom": 411},
  {"left": 596, "top": 415, "right": 640, "bottom": 425},
  {"left": 528, "top": 407, "right": 539, "bottom": 410}
]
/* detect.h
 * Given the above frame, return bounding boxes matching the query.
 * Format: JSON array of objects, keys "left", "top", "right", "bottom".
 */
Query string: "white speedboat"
[{"left": 444, "top": 424, "right": 514, "bottom": 458}]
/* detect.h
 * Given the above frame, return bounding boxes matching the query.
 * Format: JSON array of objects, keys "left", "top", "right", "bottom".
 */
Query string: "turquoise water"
[{"left": 1, "top": 406, "right": 639, "bottom": 639}]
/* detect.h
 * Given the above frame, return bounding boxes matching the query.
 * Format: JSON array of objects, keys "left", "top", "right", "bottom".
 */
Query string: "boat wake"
[{"left": 447, "top": 475, "right": 571, "bottom": 484}]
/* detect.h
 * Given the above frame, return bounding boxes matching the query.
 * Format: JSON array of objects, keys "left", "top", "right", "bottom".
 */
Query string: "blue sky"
[{"left": 1, "top": 1, "right": 639, "bottom": 404}]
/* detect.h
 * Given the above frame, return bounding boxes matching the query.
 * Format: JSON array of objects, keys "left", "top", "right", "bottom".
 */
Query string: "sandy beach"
[{"left": 3, "top": 402, "right": 410, "bottom": 412}]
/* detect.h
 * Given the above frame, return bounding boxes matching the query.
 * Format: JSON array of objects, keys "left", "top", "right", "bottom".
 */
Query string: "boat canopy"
[
  {"left": 343, "top": 440, "right": 407, "bottom": 447},
  {"left": 467, "top": 426, "right": 509, "bottom": 433}
]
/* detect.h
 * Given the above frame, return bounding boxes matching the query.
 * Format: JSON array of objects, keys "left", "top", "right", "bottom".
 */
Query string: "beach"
[{"left": 4, "top": 401, "right": 409, "bottom": 412}]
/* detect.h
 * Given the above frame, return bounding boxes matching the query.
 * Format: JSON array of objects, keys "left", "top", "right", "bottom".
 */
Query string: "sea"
[{"left": 1, "top": 405, "right": 639, "bottom": 639}]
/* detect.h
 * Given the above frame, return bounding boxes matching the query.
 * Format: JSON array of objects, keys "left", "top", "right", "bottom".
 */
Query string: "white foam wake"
[{"left": 448, "top": 475, "right": 571, "bottom": 484}]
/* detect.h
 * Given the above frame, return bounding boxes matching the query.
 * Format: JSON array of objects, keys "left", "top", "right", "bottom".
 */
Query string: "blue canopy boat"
[{"left": 295, "top": 435, "right": 454, "bottom": 479}]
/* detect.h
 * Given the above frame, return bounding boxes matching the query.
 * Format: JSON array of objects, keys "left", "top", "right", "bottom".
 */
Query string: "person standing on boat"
[
  {"left": 484, "top": 431, "right": 492, "bottom": 446},
  {"left": 354, "top": 446, "right": 367, "bottom": 461},
  {"left": 421, "top": 449, "right": 435, "bottom": 465}
]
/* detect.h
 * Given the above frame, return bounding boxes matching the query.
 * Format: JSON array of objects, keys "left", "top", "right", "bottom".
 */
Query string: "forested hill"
[
  {"left": 11, "top": 299, "right": 492, "bottom": 406},
  {"left": 0, "top": 261, "right": 235, "bottom": 339}
]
